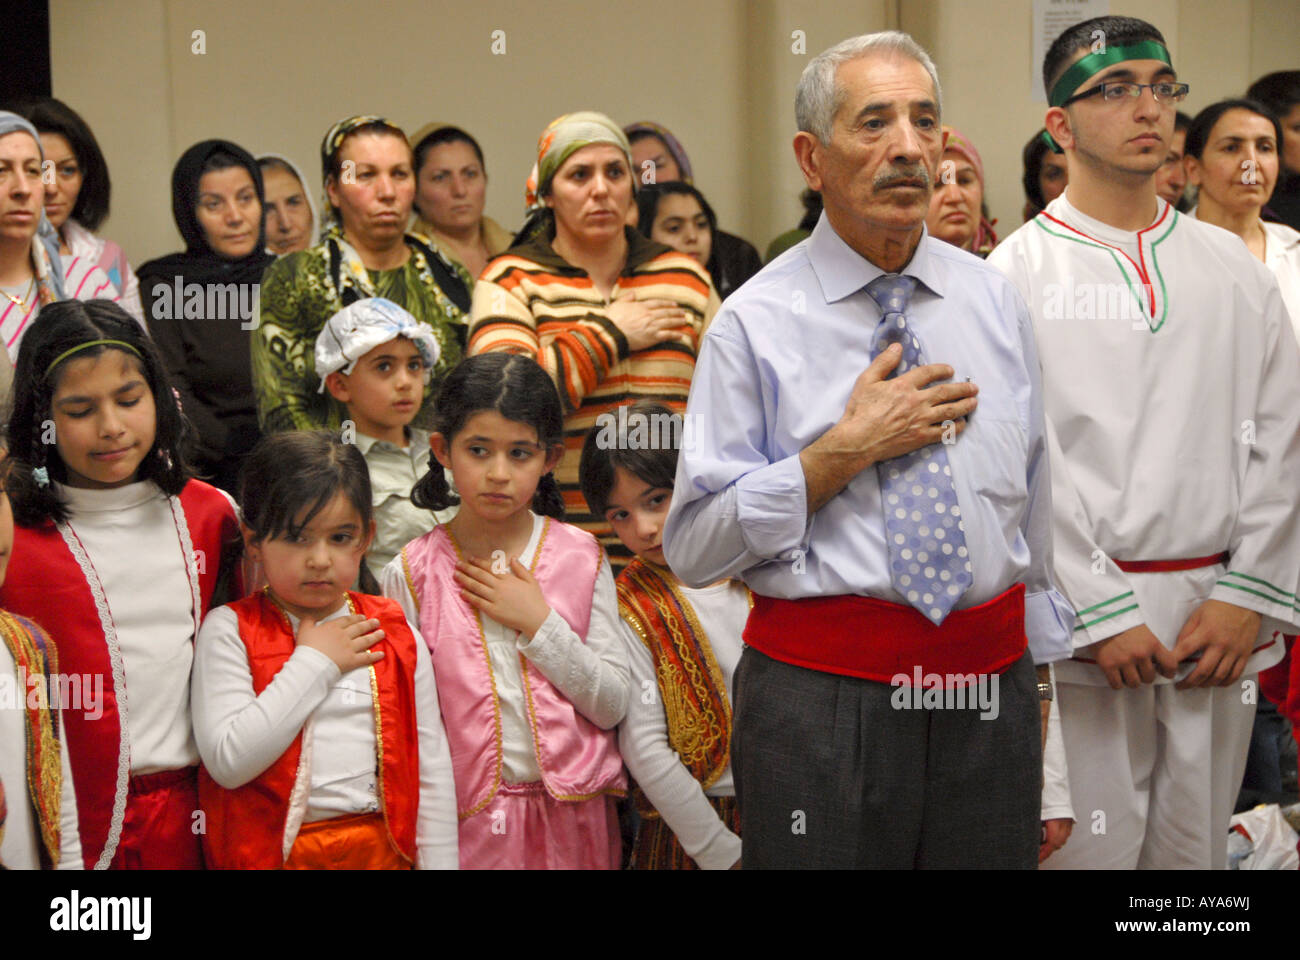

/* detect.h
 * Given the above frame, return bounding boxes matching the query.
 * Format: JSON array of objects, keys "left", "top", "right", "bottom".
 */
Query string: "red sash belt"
[
  {"left": 1113, "top": 551, "right": 1228, "bottom": 573},
  {"left": 743, "top": 583, "right": 1026, "bottom": 685}
]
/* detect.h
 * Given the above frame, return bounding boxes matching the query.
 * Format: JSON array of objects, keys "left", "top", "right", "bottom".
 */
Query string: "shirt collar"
[
  {"left": 807, "top": 211, "right": 945, "bottom": 303},
  {"left": 353, "top": 426, "right": 429, "bottom": 457}
]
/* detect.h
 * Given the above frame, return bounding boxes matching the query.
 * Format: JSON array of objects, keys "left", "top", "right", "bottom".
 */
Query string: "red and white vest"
[{"left": 197, "top": 590, "right": 421, "bottom": 869}]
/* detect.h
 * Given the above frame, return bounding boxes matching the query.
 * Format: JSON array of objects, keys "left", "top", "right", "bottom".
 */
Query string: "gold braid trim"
[
  {"left": 0, "top": 611, "right": 62, "bottom": 865},
  {"left": 617, "top": 560, "right": 731, "bottom": 790},
  {"left": 517, "top": 520, "right": 629, "bottom": 802}
]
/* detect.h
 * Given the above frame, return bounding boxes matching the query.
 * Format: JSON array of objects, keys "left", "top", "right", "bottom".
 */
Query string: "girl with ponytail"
[{"left": 382, "top": 353, "right": 630, "bottom": 868}]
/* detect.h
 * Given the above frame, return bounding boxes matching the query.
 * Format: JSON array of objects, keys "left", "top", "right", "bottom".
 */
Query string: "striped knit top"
[
  {"left": 1, "top": 254, "right": 122, "bottom": 361},
  {"left": 467, "top": 226, "right": 720, "bottom": 570}
]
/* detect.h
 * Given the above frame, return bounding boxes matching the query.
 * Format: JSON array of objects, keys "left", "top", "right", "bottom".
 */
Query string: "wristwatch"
[{"left": 1037, "top": 680, "right": 1054, "bottom": 702}]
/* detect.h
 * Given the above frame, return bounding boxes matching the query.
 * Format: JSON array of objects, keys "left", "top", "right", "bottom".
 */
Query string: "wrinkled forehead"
[
  {"left": 338, "top": 130, "right": 413, "bottom": 166},
  {"left": 0, "top": 129, "right": 42, "bottom": 163},
  {"left": 835, "top": 52, "right": 939, "bottom": 115}
]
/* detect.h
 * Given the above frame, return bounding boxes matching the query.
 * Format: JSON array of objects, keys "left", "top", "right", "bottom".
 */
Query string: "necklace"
[{"left": 2, "top": 276, "right": 35, "bottom": 308}]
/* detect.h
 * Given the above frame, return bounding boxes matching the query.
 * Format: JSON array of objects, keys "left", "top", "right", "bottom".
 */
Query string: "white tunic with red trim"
[{"left": 989, "top": 194, "right": 1300, "bottom": 688}]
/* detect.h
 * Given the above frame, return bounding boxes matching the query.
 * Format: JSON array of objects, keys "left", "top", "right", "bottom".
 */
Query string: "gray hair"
[{"left": 795, "top": 31, "right": 943, "bottom": 144}]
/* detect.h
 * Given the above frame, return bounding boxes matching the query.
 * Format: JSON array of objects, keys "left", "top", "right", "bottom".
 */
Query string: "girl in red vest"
[
  {"left": 0, "top": 299, "right": 242, "bottom": 869},
  {"left": 380, "top": 353, "right": 630, "bottom": 869},
  {"left": 192, "top": 430, "right": 458, "bottom": 869}
]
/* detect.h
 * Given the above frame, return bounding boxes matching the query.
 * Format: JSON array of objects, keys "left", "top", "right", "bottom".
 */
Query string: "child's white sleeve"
[
  {"left": 1040, "top": 671, "right": 1074, "bottom": 823},
  {"left": 191, "top": 606, "right": 340, "bottom": 789},
  {"left": 409, "top": 617, "right": 459, "bottom": 869},
  {"left": 618, "top": 619, "right": 741, "bottom": 870},
  {"left": 380, "top": 555, "right": 421, "bottom": 626},
  {"left": 55, "top": 721, "right": 84, "bottom": 870},
  {"left": 516, "top": 554, "right": 630, "bottom": 729}
]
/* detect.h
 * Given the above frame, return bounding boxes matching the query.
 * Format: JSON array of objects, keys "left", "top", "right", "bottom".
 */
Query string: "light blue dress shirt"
[{"left": 663, "top": 214, "right": 1073, "bottom": 664}]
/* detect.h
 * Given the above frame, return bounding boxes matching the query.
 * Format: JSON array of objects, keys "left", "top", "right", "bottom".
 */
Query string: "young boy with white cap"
[{"left": 316, "top": 298, "right": 456, "bottom": 583}]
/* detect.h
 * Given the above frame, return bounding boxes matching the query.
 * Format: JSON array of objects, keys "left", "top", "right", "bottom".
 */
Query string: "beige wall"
[{"left": 51, "top": 0, "right": 1300, "bottom": 269}]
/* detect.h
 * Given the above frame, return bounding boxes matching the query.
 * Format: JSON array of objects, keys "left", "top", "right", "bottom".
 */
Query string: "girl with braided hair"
[{"left": 381, "top": 352, "right": 630, "bottom": 868}]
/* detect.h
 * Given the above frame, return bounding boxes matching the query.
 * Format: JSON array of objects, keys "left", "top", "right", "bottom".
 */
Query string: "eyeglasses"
[{"left": 1061, "top": 81, "right": 1190, "bottom": 107}]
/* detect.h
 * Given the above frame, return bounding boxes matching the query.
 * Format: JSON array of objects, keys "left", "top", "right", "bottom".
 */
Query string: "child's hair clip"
[{"left": 32, "top": 466, "right": 50, "bottom": 488}]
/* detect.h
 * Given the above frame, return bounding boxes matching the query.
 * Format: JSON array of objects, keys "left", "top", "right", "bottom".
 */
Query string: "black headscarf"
[{"left": 138, "top": 139, "right": 275, "bottom": 290}]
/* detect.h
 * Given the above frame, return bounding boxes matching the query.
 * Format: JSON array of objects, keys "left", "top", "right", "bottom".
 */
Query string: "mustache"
[{"left": 874, "top": 165, "right": 932, "bottom": 191}]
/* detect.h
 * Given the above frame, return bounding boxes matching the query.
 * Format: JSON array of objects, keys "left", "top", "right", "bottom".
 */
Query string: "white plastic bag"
[{"left": 1228, "top": 804, "right": 1299, "bottom": 870}]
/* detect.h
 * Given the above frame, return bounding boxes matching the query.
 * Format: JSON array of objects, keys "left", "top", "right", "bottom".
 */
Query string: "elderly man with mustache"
[{"left": 662, "top": 31, "right": 1075, "bottom": 869}]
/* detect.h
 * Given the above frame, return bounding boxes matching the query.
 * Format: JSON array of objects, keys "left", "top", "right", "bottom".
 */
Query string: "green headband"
[
  {"left": 1042, "top": 40, "right": 1174, "bottom": 153},
  {"left": 45, "top": 340, "right": 144, "bottom": 378}
]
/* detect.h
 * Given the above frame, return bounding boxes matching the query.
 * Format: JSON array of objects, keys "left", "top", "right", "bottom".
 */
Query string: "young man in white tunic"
[{"left": 988, "top": 15, "right": 1300, "bottom": 870}]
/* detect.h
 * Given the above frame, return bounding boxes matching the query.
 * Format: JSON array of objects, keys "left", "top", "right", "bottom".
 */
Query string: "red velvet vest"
[{"left": 198, "top": 590, "right": 421, "bottom": 869}]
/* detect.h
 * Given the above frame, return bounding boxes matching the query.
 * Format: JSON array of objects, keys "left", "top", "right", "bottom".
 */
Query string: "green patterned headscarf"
[{"left": 524, "top": 111, "right": 631, "bottom": 214}]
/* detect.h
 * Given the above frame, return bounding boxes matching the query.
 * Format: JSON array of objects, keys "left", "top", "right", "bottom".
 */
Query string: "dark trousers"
[{"left": 731, "top": 647, "right": 1040, "bottom": 869}]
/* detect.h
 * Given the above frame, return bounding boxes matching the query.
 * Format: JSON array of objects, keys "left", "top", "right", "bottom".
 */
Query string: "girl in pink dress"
[{"left": 381, "top": 353, "right": 629, "bottom": 869}]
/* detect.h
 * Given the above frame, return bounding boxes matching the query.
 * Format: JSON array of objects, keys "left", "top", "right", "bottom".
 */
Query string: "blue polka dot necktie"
[{"left": 865, "top": 273, "right": 971, "bottom": 625}]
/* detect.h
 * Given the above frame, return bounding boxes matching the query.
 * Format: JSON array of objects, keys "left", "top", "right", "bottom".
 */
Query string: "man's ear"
[
  {"left": 792, "top": 131, "right": 824, "bottom": 192},
  {"left": 1183, "top": 154, "right": 1203, "bottom": 188},
  {"left": 1044, "top": 107, "right": 1074, "bottom": 154},
  {"left": 430, "top": 431, "right": 453, "bottom": 470},
  {"left": 324, "top": 371, "right": 350, "bottom": 403}
]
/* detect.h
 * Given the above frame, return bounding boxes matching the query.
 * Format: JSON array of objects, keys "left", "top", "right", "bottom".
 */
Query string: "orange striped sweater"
[{"left": 468, "top": 227, "right": 719, "bottom": 570}]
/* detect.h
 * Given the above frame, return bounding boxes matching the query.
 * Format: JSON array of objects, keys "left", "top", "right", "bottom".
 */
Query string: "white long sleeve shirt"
[
  {"left": 989, "top": 196, "right": 1300, "bottom": 683},
  {"left": 191, "top": 599, "right": 459, "bottom": 869},
  {"left": 381, "top": 513, "right": 630, "bottom": 783},
  {"left": 59, "top": 482, "right": 199, "bottom": 774},
  {"left": 618, "top": 578, "right": 747, "bottom": 870}
]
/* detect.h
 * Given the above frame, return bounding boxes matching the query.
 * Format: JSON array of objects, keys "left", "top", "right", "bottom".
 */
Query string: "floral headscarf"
[
  {"left": 319, "top": 114, "right": 407, "bottom": 236},
  {"left": 524, "top": 111, "right": 631, "bottom": 215}
]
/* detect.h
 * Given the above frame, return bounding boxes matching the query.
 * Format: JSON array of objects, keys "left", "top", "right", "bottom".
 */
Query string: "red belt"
[
  {"left": 1113, "top": 551, "right": 1229, "bottom": 573},
  {"left": 743, "top": 583, "right": 1026, "bottom": 685}
]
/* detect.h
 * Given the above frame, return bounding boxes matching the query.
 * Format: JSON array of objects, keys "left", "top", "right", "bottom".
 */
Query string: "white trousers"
[{"left": 1042, "top": 677, "right": 1257, "bottom": 870}]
